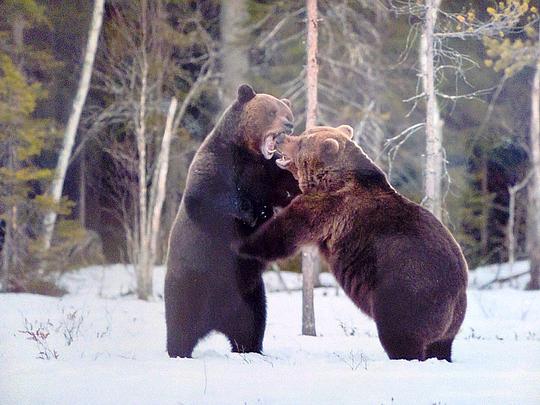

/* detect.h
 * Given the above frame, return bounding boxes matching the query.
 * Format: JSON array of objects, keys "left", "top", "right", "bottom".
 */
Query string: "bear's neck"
[
  {"left": 352, "top": 165, "right": 394, "bottom": 192},
  {"left": 203, "top": 106, "right": 248, "bottom": 154}
]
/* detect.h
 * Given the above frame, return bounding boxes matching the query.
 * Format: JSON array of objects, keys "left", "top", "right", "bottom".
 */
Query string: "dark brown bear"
[
  {"left": 165, "top": 84, "right": 300, "bottom": 358},
  {"left": 237, "top": 125, "right": 468, "bottom": 361}
]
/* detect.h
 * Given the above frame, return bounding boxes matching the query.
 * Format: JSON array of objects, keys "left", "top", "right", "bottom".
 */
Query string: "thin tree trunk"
[
  {"left": 136, "top": 0, "right": 151, "bottom": 300},
  {"left": 79, "top": 146, "right": 86, "bottom": 228},
  {"left": 420, "top": 0, "right": 443, "bottom": 221},
  {"left": 12, "top": 15, "right": 25, "bottom": 66},
  {"left": 527, "top": 45, "right": 540, "bottom": 290},
  {"left": 507, "top": 172, "right": 532, "bottom": 271},
  {"left": 220, "top": 0, "right": 248, "bottom": 105},
  {"left": 480, "top": 153, "right": 489, "bottom": 256},
  {"left": 148, "top": 97, "right": 177, "bottom": 266},
  {"left": 2, "top": 15, "right": 26, "bottom": 289},
  {"left": 508, "top": 187, "right": 517, "bottom": 268},
  {"left": 42, "top": 0, "right": 105, "bottom": 251},
  {"left": 1, "top": 218, "right": 9, "bottom": 292},
  {"left": 10, "top": 206, "right": 18, "bottom": 277},
  {"left": 302, "top": 0, "right": 318, "bottom": 337},
  {"left": 1, "top": 149, "right": 13, "bottom": 291}
]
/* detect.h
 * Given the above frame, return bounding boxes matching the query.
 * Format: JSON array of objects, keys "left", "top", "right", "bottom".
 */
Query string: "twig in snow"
[{"left": 480, "top": 269, "right": 531, "bottom": 290}]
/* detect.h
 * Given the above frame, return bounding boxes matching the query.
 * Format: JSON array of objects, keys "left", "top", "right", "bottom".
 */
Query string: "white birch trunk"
[
  {"left": 507, "top": 172, "right": 532, "bottom": 271},
  {"left": 136, "top": 1, "right": 151, "bottom": 300},
  {"left": 302, "top": 0, "right": 318, "bottom": 336},
  {"left": 42, "top": 0, "right": 105, "bottom": 251},
  {"left": 220, "top": 0, "right": 248, "bottom": 105},
  {"left": 527, "top": 45, "right": 540, "bottom": 290},
  {"left": 1, "top": 141, "right": 15, "bottom": 291},
  {"left": 149, "top": 98, "right": 177, "bottom": 267},
  {"left": 420, "top": 0, "right": 443, "bottom": 221}
]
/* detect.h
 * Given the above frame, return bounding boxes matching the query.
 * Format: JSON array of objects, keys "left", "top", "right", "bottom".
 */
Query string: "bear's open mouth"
[
  {"left": 261, "top": 131, "right": 290, "bottom": 159},
  {"left": 261, "top": 136, "right": 277, "bottom": 159}
]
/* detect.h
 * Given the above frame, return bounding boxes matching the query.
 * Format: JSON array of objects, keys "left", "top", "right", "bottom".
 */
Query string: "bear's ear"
[
  {"left": 337, "top": 125, "right": 354, "bottom": 139},
  {"left": 321, "top": 138, "right": 340, "bottom": 162},
  {"left": 237, "top": 84, "right": 256, "bottom": 104},
  {"left": 281, "top": 98, "right": 292, "bottom": 109}
]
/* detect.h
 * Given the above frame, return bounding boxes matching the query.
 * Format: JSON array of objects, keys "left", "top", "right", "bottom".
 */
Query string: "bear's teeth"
[
  {"left": 276, "top": 157, "right": 291, "bottom": 168},
  {"left": 261, "top": 136, "right": 276, "bottom": 159}
]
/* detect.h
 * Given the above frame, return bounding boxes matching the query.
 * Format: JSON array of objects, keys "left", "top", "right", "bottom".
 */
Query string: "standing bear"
[
  {"left": 165, "top": 84, "right": 299, "bottom": 358},
  {"left": 237, "top": 125, "right": 468, "bottom": 361}
]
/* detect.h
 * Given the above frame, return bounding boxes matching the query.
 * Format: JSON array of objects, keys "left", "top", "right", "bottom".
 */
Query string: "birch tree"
[
  {"left": 248, "top": 1, "right": 387, "bottom": 152},
  {"left": 134, "top": 94, "right": 177, "bottom": 299},
  {"left": 42, "top": 0, "right": 104, "bottom": 253},
  {"left": 302, "top": 0, "right": 319, "bottom": 336},
  {"left": 420, "top": 0, "right": 443, "bottom": 220},
  {"left": 389, "top": 0, "right": 530, "bottom": 223},
  {"left": 92, "top": 0, "right": 216, "bottom": 298},
  {"left": 220, "top": 0, "right": 249, "bottom": 104}
]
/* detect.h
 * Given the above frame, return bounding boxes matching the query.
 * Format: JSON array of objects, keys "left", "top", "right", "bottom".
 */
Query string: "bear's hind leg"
[
  {"left": 377, "top": 331, "right": 427, "bottom": 361},
  {"left": 167, "top": 327, "right": 207, "bottom": 358},
  {"left": 219, "top": 281, "right": 266, "bottom": 354},
  {"left": 166, "top": 298, "right": 210, "bottom": 358},
  {"left": 165, "top": 277, "right": 211, "bottom": 358},
  {"left": 425, "top": 338, "right": 453, "bottom": 362},
  {"left": 219, "top": 313, "right": 264, "bottom": 354}
]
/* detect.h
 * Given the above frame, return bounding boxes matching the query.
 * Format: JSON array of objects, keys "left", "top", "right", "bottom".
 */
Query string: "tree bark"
[
  {"left": 0, "top": 149, "right": 13, "bottom": 291},
  {"left": 480, "top": 153, "right": 489, "bottom": 256},
  {"left": 79, "top": 146, "right": 86, "bottom": 228},
  {"left": 1, "top": 216, "right": 9, "bottom": 292},
  {"left": 420, "top": 0, "right": 443, "bottom": 221},
  {"left": 2, "top": 14, "right": 26, "bottom": 289},
  {"left": 527, "top": 44, "right": 540, "bottom": 290},
  {"left": 302, "top": 0, "right": 318, "bottom": 337},
  {"left": 149, "top": 97, "right": 177, "bottom": 269},
  {"left": 507, "top": 172, "right": 532, "bottom": 270},
  {"left": 42, "top": 0, "right": 105, "bottom": 251},
  {"left": 220, "top": 0, "right": 249, "bottom": 105},
  {"left": 136, "top": 0, "right": 151, "bottom": 300}
]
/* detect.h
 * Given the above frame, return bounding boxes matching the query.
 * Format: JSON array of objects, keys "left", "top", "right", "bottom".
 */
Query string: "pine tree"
[
  {"left": 0, "top": 1, "right": 75, "bottom": 292},
  {"left": 0, "top": 53, "right": 57, "bottom": 291}
]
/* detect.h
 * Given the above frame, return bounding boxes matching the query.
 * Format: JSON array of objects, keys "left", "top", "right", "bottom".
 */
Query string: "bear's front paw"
[{"left": 236, "top": 198, "right": 257, "bottom": 227}]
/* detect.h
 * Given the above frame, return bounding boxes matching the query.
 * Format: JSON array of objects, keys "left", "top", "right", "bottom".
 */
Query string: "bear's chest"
[
  {"left": 233, "top": 161, "right": 277, "bottom": 224},
  {"left": 234, "top": 159, "right": 273, "bottom": 196}
]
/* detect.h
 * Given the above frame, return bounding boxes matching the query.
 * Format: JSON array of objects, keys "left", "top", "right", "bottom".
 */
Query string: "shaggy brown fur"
[{"left": 237, "top": 125, "right": 468, "bottom": 361}]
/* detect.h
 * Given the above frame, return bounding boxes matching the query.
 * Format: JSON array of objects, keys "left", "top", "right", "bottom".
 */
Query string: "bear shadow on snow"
[
  {"left": 165, "top": 84, "right": 300, "bottom": 358},
  {"left": 237, "top": 125, "right": 468, "bottom": 362}
]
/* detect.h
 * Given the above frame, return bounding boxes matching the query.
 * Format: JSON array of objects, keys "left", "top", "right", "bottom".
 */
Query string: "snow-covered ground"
[{"left": 1, "top": 262, "right": 539, "bottom": 404}]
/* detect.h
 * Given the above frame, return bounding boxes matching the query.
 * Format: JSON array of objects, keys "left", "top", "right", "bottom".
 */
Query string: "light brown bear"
[{"left": 237, "top": 125, "right": 468, "bottom": 361}]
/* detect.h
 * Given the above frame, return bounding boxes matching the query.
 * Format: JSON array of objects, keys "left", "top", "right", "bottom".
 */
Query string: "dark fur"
[
  {"left": 165, "top": 85, "right": 299, "bottom": 358},
  {"left": 238, "top": 125, "right": 468, "bottom": 361}
]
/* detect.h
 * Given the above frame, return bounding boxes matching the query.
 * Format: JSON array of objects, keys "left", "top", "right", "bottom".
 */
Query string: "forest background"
[{"left": 1, "top": 0, "right": 539, "bottom": 297}]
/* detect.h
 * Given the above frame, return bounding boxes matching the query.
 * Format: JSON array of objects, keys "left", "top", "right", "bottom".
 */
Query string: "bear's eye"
[{"left": 269, "top": 110, "right": 277, "bottom": 117}]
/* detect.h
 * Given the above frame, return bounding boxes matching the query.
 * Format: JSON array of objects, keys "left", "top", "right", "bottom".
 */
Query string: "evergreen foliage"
[{"left": 0, "top": 0, "right": 539, "bottom": 293}]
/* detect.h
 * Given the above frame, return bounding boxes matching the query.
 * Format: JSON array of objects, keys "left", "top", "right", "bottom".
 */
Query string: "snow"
[
  {"left": 1, "top": 263, "right": 539, "bottom": 404},
  {"left": 468, "top": 259, "right": 531, "bottom": 289}
]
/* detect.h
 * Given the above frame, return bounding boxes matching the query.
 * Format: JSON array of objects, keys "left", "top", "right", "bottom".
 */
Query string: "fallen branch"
[{"left": 480, "top": 269, "right": 531, "bottom": 290}]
